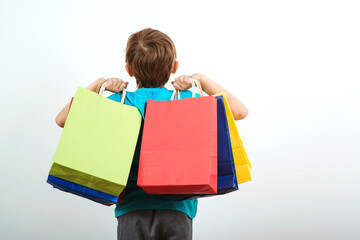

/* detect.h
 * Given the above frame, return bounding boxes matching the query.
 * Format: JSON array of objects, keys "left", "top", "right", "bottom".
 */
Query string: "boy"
[{"left": 56, "top": 28, "right": 248, "bottom": 240}]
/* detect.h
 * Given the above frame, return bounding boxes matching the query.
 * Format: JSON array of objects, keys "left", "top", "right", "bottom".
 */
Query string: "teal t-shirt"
[{"left": 108, "top": 87, "right": 199, "bottom": 219}]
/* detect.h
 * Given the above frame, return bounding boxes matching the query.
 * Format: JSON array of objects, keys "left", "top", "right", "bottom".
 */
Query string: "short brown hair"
[{"left": 125, "top": 28, "right": 177, "bottom": 88}]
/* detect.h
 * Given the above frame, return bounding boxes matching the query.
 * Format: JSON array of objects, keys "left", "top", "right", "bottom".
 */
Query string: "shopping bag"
[
  {"left": 137, "top": 84, "right": 218, "bottom": 194},
  {"left": 163, "top": 95, "right": 238, "bottom": 200},
  {"left": 48, "top": 175, "right": 125, "bottom": 206},
  {"left": 47, "top": 175, "right": 119, "bottom": 205},
  {"left": 48, "top": 82, "right": 142, "bottom": 197},
  {"left": 213, "top": 95, "right": 238, "bottom": 191},
  {"left": 214, "top": 93, "right": 252, "bottom": 183}
]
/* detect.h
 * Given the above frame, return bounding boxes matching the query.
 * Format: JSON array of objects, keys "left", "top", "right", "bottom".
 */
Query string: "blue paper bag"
[
  {"left": 47, "top": 175, "right": 119, "bottom": 205},
  {"left": 215, "top": 95, "right": 238, "bottom": 192}
]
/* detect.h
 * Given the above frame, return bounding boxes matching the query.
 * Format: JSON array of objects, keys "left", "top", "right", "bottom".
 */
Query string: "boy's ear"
[
  {"left": 125, "top": 64, "right": 134, "bottom": 77},
  {"left": 172, "top": 61, "right": 179, "bottom": 74}
]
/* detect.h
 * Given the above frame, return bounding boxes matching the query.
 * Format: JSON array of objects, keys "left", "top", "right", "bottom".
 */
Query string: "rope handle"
[
  {"left": 171, "top": 78, "right": 203, "bottom": 100},
  {"left": 96, "top": 80, "right": 126, "bottom": 104}
]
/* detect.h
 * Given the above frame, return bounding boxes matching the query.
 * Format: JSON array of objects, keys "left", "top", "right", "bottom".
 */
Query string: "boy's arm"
[
  {"left": 172, "top": 73, "right": 248, "bottom": 120},
  {"left": 55, "top": 78, "right": 128, "bottom": 128}
]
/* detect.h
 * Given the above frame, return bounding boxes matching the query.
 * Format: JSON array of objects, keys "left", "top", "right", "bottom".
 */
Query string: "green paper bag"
[{"left": 49, "top": 85, "right": 142, "bottom": 196}]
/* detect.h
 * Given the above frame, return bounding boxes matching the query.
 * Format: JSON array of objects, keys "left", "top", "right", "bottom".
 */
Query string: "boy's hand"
[
  {"left": 172, "top": 73, "right": 201, "bottom": 90},
  {"left": 105, "top": 78, "right": 129, "bottom": 93}
]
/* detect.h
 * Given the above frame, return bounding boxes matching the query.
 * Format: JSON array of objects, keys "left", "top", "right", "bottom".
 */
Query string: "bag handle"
[
  {"left": 192, "top": 78, "right": 203, "bottom": 97},
  {"left": 171, "top": 78, "right": 203, "bottom": 100},
  {"left": 97, "top": 80, "right": 126, "bottom": 104},
  {"left": 170, "top": 87, "right": 181, "bottom": 100}
]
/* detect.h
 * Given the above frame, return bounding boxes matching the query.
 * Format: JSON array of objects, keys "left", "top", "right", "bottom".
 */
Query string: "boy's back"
[{"left": 108, "top": 88, "right": 198, "bottom": 221}]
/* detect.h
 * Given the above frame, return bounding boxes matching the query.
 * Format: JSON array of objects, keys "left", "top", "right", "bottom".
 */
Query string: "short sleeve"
[{"left": 107, "top": 92, "right": 122, "bottom": 103}]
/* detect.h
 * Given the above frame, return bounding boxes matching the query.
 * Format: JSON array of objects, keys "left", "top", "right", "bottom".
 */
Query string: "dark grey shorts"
[{"left": 117, "top": 209, "right": 193, "bottom": 240}]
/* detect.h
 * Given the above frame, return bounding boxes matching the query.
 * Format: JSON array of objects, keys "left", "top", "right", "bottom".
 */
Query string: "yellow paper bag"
[{"left": 214, "top": 93, "right": 252, "bottom": 183}]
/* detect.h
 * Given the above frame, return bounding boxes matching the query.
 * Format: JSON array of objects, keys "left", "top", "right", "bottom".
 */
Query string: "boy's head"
[{"left": 125, "top": 28, "right": 178, "bottom": 88}]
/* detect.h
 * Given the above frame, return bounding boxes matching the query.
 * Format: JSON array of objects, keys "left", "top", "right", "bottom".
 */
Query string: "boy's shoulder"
[{"left": 107, "top": 88, "right": 198, "bottom": 103}]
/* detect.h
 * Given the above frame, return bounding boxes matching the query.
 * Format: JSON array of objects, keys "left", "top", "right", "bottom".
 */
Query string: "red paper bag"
[{"left": 138, "top": 95, "right": 218, "bottom": 194}]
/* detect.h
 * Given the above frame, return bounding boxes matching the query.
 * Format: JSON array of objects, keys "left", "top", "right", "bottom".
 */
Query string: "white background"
[{"left": 1, "top": 0, "right": 359, "bottom": 239}]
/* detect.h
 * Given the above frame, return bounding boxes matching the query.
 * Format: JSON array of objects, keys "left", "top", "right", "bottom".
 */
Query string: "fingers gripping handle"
[
  {"left": 98, "top": 80, "right": 126, "bottom": 104},
  {"left": 171, "top": 78, "right": 203, "bottom": 100}
]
